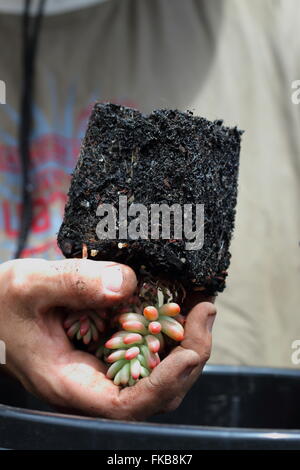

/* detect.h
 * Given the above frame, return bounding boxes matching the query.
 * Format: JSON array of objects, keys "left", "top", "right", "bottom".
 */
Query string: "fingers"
[
  {"left": 183, "top": 291, "right": 216, "bottom": 312},
  {"left": 116, "top": 348, "right": 199, "bottom": 420},
  {"left": 9, "top": 258, "right": 137, "bottom": 313},
  {"left": 54, "top": 347, "right": 200, "bottom": 421},
  {"left": 180, "top": 301, "right": 216, "bottom": 354},
  {"left": 53, "top": 302, "right": 216, "bottom": 421}
]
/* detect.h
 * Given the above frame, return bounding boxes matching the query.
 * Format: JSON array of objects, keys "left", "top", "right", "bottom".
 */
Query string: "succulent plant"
[{"left": 63, "top": 273, "right": 185, "bottom": 387}]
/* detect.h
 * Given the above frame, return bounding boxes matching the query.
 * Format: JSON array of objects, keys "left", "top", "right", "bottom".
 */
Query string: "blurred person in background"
[{"left": 0, "top": 0, "right": 299, "bottom": 417}]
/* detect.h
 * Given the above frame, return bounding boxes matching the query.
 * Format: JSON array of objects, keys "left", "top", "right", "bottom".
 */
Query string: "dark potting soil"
[{"left": 57, "top": 103, "right": 242, "bottom": 295}]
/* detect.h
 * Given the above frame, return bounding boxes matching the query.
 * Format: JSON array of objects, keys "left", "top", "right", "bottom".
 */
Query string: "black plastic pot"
[{"left": 0, "top": 365, "right": 299, "bottom": 450}]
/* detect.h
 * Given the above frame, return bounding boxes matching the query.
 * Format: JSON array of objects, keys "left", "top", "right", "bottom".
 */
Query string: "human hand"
[{"left": 0, "top": 258, "right": 216, "bottom": 420}]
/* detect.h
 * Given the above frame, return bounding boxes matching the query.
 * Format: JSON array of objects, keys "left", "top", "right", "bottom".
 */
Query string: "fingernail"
[
  {"left": 103, "top": 265, "right": 123, "bottom": 292},
  {"left": 207, "top": 314, "right": 216, "bottom": 332}
]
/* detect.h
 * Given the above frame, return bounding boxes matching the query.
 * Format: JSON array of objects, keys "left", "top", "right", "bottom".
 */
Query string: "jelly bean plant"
[{"left": 64, "top": 265, "right": 186, "bottom": 387}]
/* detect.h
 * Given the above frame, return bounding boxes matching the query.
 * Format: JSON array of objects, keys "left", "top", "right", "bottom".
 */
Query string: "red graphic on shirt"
[
  {"left": 0, "top": 99, "right": 138, "bottom": 258},
  {"left": 0, "top": 134, "right": 78, "bottom": 257}
]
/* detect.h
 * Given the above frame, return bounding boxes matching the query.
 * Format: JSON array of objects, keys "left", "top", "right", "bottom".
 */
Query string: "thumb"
[{"left": 12, "top": 258, "right": 137, "bottom": 312}]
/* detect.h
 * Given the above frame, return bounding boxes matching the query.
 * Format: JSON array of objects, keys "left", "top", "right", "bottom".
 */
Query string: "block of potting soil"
[{"left": 57, "top": 103, "right": 242, "bottom": 295}]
